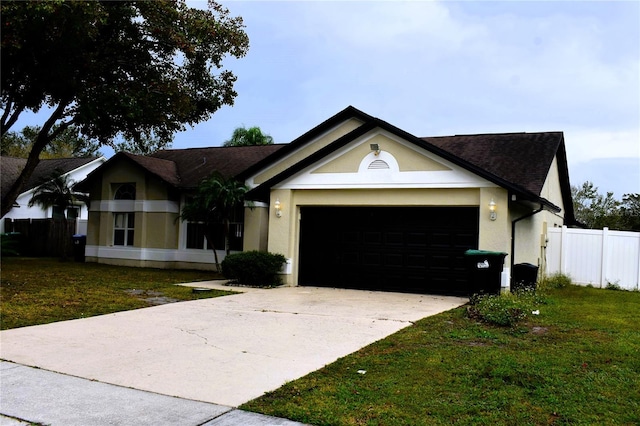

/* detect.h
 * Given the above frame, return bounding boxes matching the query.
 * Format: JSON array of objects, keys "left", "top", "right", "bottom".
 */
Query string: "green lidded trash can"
[{"left": 464, "top": 250, "right": 508, "bottom": 295}]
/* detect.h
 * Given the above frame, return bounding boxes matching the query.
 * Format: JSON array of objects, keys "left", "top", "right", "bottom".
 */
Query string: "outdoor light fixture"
[
  {"left": 370, "top": 143, "right": 380, "bottom": 156},
  {"left": 489, "top": 198, "right": 497, "bottom": 221},
  {"left": 274, "top": 198, "right": 282, "bottom": 218}
]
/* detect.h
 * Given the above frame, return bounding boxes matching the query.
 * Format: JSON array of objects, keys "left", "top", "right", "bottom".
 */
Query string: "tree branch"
[
  {"left": 1, "top": 98, "right": 71, "bottom": 217},
  {"left": 1, "top": 99, "right": 25, "bottom": 136}
]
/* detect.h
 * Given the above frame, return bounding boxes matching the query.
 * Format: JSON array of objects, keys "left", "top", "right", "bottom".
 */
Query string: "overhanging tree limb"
[{"left": 1, "top": 98, "right": 72, "bottom": 217}]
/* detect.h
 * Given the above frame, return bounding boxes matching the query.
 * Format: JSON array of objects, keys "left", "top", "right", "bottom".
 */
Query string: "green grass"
[
  {"left": 0, "top": 257, "right": 236, "bottom": 330},
  {"left": 242, "top": 285, "right": 640, "bottom": 425}
]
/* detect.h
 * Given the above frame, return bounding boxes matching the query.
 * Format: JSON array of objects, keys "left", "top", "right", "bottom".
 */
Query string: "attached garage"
[{"left": 299, "top": 206, "right": 479, "bottom": 295}]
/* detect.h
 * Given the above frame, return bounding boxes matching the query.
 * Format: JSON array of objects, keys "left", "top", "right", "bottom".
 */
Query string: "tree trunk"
[
  {"left": 204, "top": 233, "right": 220, "bottom": 273},
  {"left": 1, "top": 99, "right": 71, "bottom": 218}
]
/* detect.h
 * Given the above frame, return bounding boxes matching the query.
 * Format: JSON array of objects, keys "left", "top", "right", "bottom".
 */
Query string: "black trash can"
[
  {"left": 512, "top": 263, "right": 539, "bottom": 292},
  {"left": 72, "top": 234, "right": 86, "bottom": 262},
  {"left": 464, "top": 250, "right": 508, "bottom": 295},
  {"left": 1, "top": 232, "right": 21, "bottom": 256}
]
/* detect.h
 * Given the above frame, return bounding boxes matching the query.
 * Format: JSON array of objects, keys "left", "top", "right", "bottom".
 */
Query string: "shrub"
[
  {"left": 539, "top": 272, "right": 572, "bottom": 290},
  {"left": 467, "top": 291, "right": 542, "bottom": 327},
  {"left": 221, "top": 251, "right": 286, "bottom": 287},
  {"left": 605, "top": 281, "right": 622, "bottom": 291}
]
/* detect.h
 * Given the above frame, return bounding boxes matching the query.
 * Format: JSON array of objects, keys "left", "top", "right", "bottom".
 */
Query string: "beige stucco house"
[{"left": 75, "top": 106, "right": 576, "bottom": 295}]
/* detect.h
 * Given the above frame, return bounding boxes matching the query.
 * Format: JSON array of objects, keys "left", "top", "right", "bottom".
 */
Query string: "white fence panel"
[{"left": 547, "top": 226, "right": 640, "bottom": 290}]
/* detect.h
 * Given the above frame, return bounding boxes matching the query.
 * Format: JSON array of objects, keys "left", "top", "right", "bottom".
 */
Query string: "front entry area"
[{"left": 299, "top": 207, "right": 479, "bottom": 295}]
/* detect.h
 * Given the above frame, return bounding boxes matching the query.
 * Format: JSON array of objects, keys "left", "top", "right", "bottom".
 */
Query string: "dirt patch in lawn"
[{"left": 125, "top": 289, "right": 180, "bottom": 305}]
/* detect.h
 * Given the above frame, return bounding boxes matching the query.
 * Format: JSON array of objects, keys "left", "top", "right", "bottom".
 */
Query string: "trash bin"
[
  {"left": 1, "top": 232, "right": 21, "bottom": 256},
  {"left": 464, "top": 250, "right": 508, "bottom": 295},
  {"left": 512, "top": 263, "right": 539, "bottom": 292},
  {"left": 72, "top": 234, "right": 86, "bottom": 262}
]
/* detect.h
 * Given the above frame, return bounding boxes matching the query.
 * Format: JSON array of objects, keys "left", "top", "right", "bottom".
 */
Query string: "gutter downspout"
[{"left": 511, "top": 205, "right": 544, "bottom": 282}]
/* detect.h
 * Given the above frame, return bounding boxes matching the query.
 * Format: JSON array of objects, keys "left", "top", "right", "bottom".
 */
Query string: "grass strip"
[{"left": 1, "top": 257, "right": 235, "bottom": 330}]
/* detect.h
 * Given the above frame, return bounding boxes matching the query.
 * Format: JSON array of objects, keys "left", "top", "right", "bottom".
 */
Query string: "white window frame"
[{"left": 113, "top": 212, "right": 135, "bottom": 246}]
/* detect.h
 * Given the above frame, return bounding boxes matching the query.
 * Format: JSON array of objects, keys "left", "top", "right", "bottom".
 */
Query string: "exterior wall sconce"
[
  {"left": 489, "top": 198, "right": 497, "bottom": 221},
  {"left": 370, "top": 143, "right": 380, "bottom": 156},
  {"left": 274, "top": 198, "right": 282, "bottom": 218}
]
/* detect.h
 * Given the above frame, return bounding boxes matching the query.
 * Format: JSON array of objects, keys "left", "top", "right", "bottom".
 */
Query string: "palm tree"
[
  {"left": 28, "top": 169, "right": 89, "bottom": 259},
  {"left": 223, "top": 126, "right": 274, "bottom": 147},
  {"left": 179, "top": 173, "right": 250, "bottom": 271}
]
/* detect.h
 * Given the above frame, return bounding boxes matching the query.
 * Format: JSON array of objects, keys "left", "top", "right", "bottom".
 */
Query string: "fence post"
[
  {"left": 560, "top": 225, "right": 568, "bottom": 275},
  {"left": 600, "top": 227, "right": 609, "bottom": 288}
]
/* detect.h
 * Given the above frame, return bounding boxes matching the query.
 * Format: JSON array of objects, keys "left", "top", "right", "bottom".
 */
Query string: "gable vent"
[{"left": 368, "top": 159, "right": 390, "bottom": 170}]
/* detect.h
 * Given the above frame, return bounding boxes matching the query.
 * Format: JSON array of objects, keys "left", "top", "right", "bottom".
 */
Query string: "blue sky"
[
  {"left": 179, "top": 0, "right": 639, "bottom": 197},
  {"left": 13, "top": 1, "right": 640, "bottom": 197}
]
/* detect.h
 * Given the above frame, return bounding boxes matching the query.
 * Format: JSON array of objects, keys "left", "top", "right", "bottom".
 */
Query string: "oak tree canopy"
[{"left": 1, "top": 0, "right": 249, "bottom": 216}]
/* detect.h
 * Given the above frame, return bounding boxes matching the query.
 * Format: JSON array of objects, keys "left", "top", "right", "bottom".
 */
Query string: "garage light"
[
  {"left": 274, "top": 198, "right": 282, "bottom": 218},
  {"left": 370, "top": 143, "right": 380, "bottom": 156},
  {"left": 489, "top": 199, "right": 497, "bottom": 221}
]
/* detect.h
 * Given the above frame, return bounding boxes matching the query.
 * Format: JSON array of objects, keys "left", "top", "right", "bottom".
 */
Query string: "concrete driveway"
[{"left": 0, "top": 285, "right": 466, "bottom": 407}]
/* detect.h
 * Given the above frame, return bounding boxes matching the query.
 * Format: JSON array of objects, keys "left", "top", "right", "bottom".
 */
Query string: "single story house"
[
  {"left": 75, "top": 106, "right": 576, "bottom": 295},
  {"left": 1, "top": 156, "right": 106, "bottom": 234}
]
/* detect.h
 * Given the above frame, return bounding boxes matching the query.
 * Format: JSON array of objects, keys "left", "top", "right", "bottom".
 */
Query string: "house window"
[
  {"left": 184, "top": 205, "right": 244, "bottom": 251},
  {"left": 52, "top": 205, "right": 80, "bottom": 220},
  {"left": 114, "top": 212, "right": 135, "bottom": 246},
  {"left": 114, "top": 183, "right": 136, "bottom": 200}
]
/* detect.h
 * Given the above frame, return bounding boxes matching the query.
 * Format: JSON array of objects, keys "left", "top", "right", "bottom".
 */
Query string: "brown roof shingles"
[
  {"left": 423, "top": 132, "right": 563, "bottom": 196},
  {"left": 150, "top": 144, "right": 285, "bottom": 188},
  {"left": 1, "top": 156, "right": 100, "bottom": 200}
]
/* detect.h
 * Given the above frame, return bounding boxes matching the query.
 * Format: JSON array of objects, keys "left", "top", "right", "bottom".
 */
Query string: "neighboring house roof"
[
  {"left": 1, "top": 156, "right": 101, "bottom": 201},
  {"left": 74, "top": 145, "right": 286, "bottom": 193}
]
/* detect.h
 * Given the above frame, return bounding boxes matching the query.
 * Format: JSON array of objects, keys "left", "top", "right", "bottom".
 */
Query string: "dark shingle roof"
[
  {"left": 122, "top": 152, "right": 181, "bottom": 187},
  {"left": 74, "top": 145, "right": 286, "bottom": 193},
  {"left": 422, "top": 132, "right": 564, "bottom": 195},
  {"left": 243, "top": 106, "right": 574, "bottom": 223},
  {"left": 150, "top": 145, "right": 286, "bottom": 188},
  {"left": 1, "top": 156, "right": 100, "bottom": 200}
]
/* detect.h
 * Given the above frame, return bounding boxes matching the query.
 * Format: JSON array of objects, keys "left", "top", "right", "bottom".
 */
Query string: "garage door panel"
[
  {"left": 385, "top": 232, "right": 403, "bottom": 245},
  {"left": 299, "top": 206, "right": 479, "bottom": 295},
  {"left": 363, "top": 231, "right": 382, "bottom": 245}
]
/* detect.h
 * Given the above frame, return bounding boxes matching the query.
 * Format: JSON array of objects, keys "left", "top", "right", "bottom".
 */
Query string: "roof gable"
[
  {"left": 244, "top": 106, "right": 572, "bottom": 217},
  {"left": 268, "top": 129, "right": 494, "bottom": 191}
]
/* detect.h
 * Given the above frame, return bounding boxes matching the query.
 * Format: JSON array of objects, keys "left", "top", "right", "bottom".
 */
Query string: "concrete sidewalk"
[
  {"left": 0, "top": 286, "right": 467, "bottom": 424},
  {"left": 0, "top": 361, "right": 306, "bottom": 426}
]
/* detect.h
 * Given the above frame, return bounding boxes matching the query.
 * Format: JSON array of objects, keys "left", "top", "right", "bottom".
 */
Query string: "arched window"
[{"left": 114, "top": 183, "right": 136, "bottom": 200}]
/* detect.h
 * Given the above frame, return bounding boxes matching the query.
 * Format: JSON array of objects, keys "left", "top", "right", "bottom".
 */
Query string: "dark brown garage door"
[{"left": 299, "top": 207, "right": 479, "bottom": 295}]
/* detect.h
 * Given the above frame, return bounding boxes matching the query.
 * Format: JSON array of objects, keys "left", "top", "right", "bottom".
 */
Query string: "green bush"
[
  {"left": 467, "top": 290, "right": 543, "bottom": 327},
  {"left": 221, "top": 251, "right": 286, "bottom": 287},
  {"left": 539, "top": 272, "right": 572, "bottom": 290}
]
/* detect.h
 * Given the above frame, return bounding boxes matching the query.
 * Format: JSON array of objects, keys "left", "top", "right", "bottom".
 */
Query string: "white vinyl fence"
[{"left": 546, "top": 226, "right": 640, "bottom": 290}]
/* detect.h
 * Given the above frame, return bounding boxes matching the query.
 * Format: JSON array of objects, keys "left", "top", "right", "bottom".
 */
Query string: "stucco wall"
[
  {"left": 243, "top": 204, "right": 269, "bottom": 252},
  {"left": 253, "top": 118, "right": 364, "bottom": 184}
]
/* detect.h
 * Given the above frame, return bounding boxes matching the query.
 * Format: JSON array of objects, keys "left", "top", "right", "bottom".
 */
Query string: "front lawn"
[
  {"left": 0, "top": 257, "right": 235, "bottom": 330},
  {"left": 242, "top": 285, "right": 640, "bottom": 425}
]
